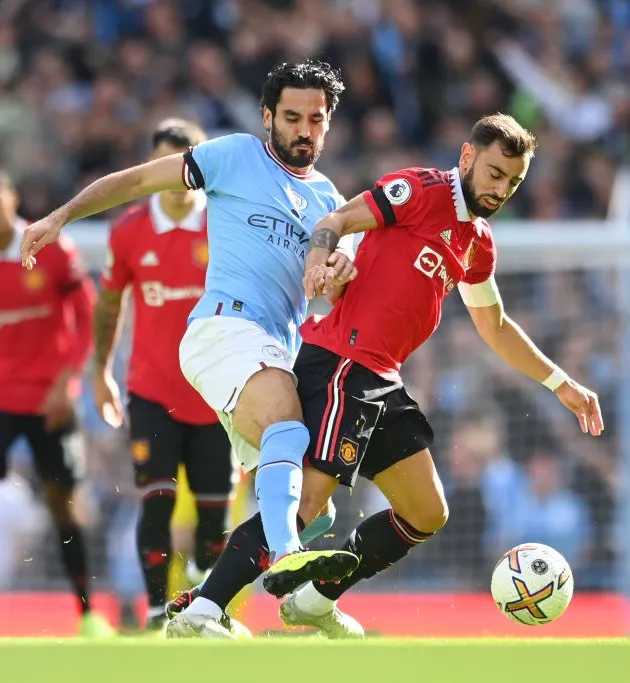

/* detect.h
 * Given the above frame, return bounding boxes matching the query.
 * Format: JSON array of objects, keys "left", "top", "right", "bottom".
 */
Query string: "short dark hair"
[
  {"left": 151, "top": 118, "right": 206, "bottom": 150},
  {"left": 470, "top": 113, "right": 537, "bottom": 158},
  {"left": 260, "top": 59, "right": 345, "bottom": 116}
]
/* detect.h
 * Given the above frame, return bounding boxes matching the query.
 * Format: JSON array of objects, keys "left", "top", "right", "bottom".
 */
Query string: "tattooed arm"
[
  {"left": 304, "top": 193, "right": 378, "bottom": 300},
  {"left": 92, "top": 288, "right": 127, "bottom": 427}
]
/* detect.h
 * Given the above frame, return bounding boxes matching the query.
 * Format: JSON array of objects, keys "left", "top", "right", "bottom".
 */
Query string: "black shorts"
[
  {"left": 127, "top": 393, "right": 233, "bottom": 497},
  {"left": 0, "top": 411, "right": 83, "bottom": 487},
  {"left": 295, "top": 344, "right": 434, "bottom": 487}
]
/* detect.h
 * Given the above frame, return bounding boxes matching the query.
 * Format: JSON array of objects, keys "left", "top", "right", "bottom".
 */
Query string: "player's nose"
[{"left": 494, "top": 179, "right": 511, "bottom": 199}]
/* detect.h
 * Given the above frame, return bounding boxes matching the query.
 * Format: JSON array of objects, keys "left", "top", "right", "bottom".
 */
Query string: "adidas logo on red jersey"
[
  {"left": 140, "top": 251, "right": 159, "bottom": 266},
  {"left": 439, "top": 229, "right": 451, "bottom": 245}
]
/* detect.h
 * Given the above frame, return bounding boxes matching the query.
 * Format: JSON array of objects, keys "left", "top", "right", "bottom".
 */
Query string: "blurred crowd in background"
[{"left": 0, "top": 0, "right": 627, "bottom": 602}]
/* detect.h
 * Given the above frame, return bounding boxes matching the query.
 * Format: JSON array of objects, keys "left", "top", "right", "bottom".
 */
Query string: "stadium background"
[{"left": 0, "top": 0, "right": 628, "bottom": 637}]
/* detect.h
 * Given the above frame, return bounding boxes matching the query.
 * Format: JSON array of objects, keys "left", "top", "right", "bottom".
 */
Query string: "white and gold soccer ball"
[{"left": 491, "top": 543, "right": 574, "bottom": 626}]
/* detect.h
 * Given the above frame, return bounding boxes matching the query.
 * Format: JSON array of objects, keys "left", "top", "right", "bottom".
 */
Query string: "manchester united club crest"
[
  {"left": 463, "top": 241, "right": 479, "bottom": 270},
  {"left": 338, "top": 436, "right": 359, "bottom": 465},
  {"left": 22, "top": 269, "right": 46, "bottom": 292},
  {"left": 192, "top": 240, "right": 209, "bottom": 268},
  {"left": 132, "top": 440, "right": 150, "bottom": 464}
]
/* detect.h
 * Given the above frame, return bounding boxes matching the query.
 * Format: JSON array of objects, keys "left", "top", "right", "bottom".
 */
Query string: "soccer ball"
[{"left": 491, "top": 543, "right": 574, "bottom": 626}]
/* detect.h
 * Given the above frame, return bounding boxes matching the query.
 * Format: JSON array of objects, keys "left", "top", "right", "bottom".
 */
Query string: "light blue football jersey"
[{"left": 183, "top": 133, "right": 344, "bottom": 356}]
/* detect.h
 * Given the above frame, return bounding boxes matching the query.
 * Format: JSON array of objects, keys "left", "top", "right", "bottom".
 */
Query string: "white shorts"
[{"left": 179, "top": 316, "right": 295, "bottom": 472}]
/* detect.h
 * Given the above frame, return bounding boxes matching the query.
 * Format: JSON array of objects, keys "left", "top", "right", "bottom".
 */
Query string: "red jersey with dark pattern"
[
  {"left": 0, "top": 221, "right": 94, "bottom": 413},
  {"left": 301, "top": 167, "right": 497, "bottom": 379},
  {"left": 101, "top": 196, "right": 218, "bottom": 425}
]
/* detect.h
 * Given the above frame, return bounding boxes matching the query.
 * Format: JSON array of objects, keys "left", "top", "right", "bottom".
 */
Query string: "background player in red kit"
[
  {"left": 0, "top": 170, "right": 113, "bottom": 637},
  {"left": 165, "top": 113, "right": 604, "bottom": 639},
  {"left": 94, "top": 119, "right": 235, "bottom": 631}
]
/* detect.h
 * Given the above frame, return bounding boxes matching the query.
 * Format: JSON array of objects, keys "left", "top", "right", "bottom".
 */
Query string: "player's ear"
[
  {"left": 460, "top": 142, "right": 475, "bottom": 173},
  {"left": 262, "top": 106, "right": 272, "bottom": 133}
]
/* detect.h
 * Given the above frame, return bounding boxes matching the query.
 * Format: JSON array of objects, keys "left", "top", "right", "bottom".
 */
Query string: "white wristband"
[{"left": 542, "top": 367, "right": 569, "bottom": 391}]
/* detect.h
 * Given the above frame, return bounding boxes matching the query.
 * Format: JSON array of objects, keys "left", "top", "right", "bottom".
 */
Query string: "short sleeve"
[
  {"left": 182, "top": 134, "right": 242, "bottom": 193},
  {"left": 56, "top": 235, "right": 88, "bottom": 292},
  {"left": 461, "top": 233, "right": 497, "bottom": 285},
  {"left": 101, "top": 225, "right": 132, "bottom": 291},
  {"left": 362, "top": 169, "right": 425, "bottom": 228}
]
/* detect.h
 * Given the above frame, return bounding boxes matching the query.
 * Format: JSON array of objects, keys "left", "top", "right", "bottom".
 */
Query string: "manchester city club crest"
[{"left": 288, "top": 188, "right": 308, "bottom": 212}]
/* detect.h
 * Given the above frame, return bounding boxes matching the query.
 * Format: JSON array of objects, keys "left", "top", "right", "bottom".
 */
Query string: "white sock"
[
  {"left": 147, "top": 605, "right": 165, "bottom": 620},
  {"left": 183, "top": 596, "right": 223, "bottom": 619},
  {"left": 294, "top": 581, "right": 335, "bottom": 616}
]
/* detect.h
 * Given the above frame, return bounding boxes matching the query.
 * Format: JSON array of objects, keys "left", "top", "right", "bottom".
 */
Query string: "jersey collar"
[
  {"left": 149, "top": 193, "right": 206, "bottom": 234},
  {"left": 264, "top": 142, "right": 315, "bottom": 179},
  {"left": 449, "top": 167, "right": 485, "bottom": 236},
  {"left": 448, "top": 167, "right": 471, "bottom": 222},
  {"left": 0, "top": 217, "right": 27, "bottom": 262}
]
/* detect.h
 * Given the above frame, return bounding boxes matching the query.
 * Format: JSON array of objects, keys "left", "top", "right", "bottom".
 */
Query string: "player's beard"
[
  {"left": 270, "top": 123, "right": 322, "bottom": 169},
  {"left": 461, "top": 166, "right": 504, "bottom": 219}
]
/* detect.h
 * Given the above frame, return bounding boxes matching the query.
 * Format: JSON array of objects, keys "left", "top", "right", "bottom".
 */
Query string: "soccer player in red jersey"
[
  {"left": 165, "top": 113, "right": 604, "bottom": 639},
  {"left": 94, "top": 119, "right": 235, "bottom": 631},
  {"left": 0, "top": 170, "right": 113, "bottom": 637},
  {"left": 279, "top": 112, "right": 603, "bottom": 635}
]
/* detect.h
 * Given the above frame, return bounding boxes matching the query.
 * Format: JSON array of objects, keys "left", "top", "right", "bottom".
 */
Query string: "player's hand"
[
  {"left": 303, "top": 264, "right": 337, "bottom": 300},
  {"left": 21, "top": 215, "right": 65, "bottom": 270},
  {"left": 327, "top": 251, "right": 357, "bottom": 289},
  {"left": 303, "top": 254, "right": 358, "bottom": 300},
  {"left": 555, "top": 379, "right": 604, "bottom": 436},
  {"left": 93, "top": 371, "right": 124, "bottom": 428},
  {"left": 41, "top": 375, "right": 75, "bottom": 432}
]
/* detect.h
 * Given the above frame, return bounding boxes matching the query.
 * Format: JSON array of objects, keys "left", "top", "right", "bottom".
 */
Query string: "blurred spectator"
[
  {"left": 0, "top": 0, "right": 625, "bottom": 219},
  {"left": 499, "top": 450, "right": 593, "bottom": 576}
]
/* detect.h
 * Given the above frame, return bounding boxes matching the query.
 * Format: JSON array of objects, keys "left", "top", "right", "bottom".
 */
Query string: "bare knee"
[{"left": 394, "top": 496, "right": 449, "bottom": 535}]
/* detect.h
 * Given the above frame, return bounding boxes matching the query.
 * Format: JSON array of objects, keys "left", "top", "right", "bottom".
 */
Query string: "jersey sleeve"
[
  {"left": 182, "top": 134, "right": 243, "bottom": 194},
  {"left": 56, "top": 235, "right": 88, "bottom": 292},
  {"left": 362, "top": 169, "right": 425, "bottom": 228},
  {"left": 101, "top": 222, "right": 132, "bottom": 291}
]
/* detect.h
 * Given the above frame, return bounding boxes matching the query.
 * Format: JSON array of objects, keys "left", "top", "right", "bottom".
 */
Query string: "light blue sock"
[
  {"left": 299, "top": 510, "right": 336, "bottom": 546},
  {"left": 255, "top": 421, "right": 310, "bottom": 559}
]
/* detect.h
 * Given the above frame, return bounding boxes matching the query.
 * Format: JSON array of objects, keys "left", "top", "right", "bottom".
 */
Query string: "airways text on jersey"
[{"left": 246, "top": 212, "right": 310, "bottom": 261}]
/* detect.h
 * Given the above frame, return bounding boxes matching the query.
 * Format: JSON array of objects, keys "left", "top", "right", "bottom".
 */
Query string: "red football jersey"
[
  {"left": 0, "top": 220, "right": 93, "bottom": 413},
  {"left": 301, "top": 167, "right": 497, "bottom": 379},
  {"left": 101, "top": 193, "right": 218, "bottom": 425}
]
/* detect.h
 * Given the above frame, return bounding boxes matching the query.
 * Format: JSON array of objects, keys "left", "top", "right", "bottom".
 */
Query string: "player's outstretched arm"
[
  {"left": 460, "top": 280, "right": 604, "bottom": 437},
  {"left": 304, "top": 194, "right": 377, "bottom": 300},
  {"left": 92, "top": 288, "right": 127, "bottom": 428},
  {"left": 21, "top": 154, "right": 187, "bottom": 269}
]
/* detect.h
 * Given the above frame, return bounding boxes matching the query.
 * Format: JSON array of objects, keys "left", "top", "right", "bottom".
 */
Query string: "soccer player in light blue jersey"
[{"left": 20, "top": 60, "right": 360, "bottom": 637}]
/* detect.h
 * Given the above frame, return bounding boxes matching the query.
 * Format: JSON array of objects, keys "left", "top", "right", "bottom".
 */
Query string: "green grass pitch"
[{"left": 1, "top": 638, "right": 629, "bottom": 683}]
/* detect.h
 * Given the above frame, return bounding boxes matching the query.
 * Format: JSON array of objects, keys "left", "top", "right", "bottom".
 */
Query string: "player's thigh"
[
  {"left": 231, "top": 367, "right": 303, "bottom": 449},
  {"left": 362, "top": 403, "right": 446, "bottom": 532},
  {"left": 127, "top": 393, "right": 183, "bottom": 491},
  {"left": 0, "top": 412, "right": 22, "bottom": 480},
  {"left": 180, "top": 316, "right": 299, "bottom": 450},
  {"left": 23, "top": 413, "right": 84, "bottom": 490},
  {"left": 296, "top": 344, "right": 384, "bottom": 489},
  {"left": 183, "top": 420, "right": 236, "bottom": 498},
  {"left": 373, "top": 448, "right": 448, "bottom": 533}
]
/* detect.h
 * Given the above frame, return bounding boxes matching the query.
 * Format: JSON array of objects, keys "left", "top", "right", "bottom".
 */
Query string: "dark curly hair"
[{"left": 260, "top": 59, "right": 345, "bottom": 115}]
